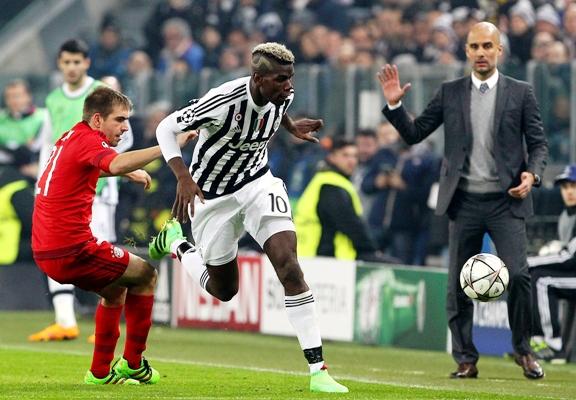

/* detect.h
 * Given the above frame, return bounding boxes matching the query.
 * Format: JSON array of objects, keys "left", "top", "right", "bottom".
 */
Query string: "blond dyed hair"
[{"left": 251, "top": 42, "right": 294, "bottom": 74}]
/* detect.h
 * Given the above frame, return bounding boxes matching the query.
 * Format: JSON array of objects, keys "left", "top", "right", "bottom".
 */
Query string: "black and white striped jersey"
[{"left": 174, "top": 76, "right": 293, "bottom": 199}]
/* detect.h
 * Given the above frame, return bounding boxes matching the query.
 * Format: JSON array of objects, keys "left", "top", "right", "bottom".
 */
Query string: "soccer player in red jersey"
[{"left": 32, "top": 86, "right": 195, "bottom": 385}]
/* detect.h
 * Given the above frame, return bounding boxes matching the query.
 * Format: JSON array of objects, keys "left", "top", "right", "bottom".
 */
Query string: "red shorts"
[{"left": 34, "top": 239, "right": 130, "bottom": 292}]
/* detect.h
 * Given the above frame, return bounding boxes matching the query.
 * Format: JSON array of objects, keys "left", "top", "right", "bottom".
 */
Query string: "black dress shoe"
[
  {"left": 514, "top": 353, "right": 545, "bottom": 379},
  {"left": 450, "top": 363, "right": 478, "bottom": 378}
]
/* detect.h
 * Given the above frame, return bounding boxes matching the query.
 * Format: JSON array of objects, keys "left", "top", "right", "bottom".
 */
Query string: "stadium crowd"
[{"left": 0, "top": 0, "right": 574, "bottom": 266}]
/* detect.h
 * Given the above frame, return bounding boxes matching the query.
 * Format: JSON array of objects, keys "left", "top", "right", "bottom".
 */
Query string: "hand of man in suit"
[
  {"left": 377, "top": 64, "right": 412, "bottom": 106},
  {"left": 508, "top": 171, "right": 535, "bottom": 199}
]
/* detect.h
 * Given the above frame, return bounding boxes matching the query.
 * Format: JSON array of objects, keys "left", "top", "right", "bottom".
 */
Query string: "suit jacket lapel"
[
  {"left": 493, "top": 73, "right": 509, "bottom": 137},
  {"left": 461, "top": 77, "right": 472, "bottom": 146}
]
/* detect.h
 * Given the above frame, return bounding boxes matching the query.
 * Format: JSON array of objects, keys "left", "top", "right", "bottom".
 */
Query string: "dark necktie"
[{"left": 479, "top": 82, "right": 489, "bottom": 94}]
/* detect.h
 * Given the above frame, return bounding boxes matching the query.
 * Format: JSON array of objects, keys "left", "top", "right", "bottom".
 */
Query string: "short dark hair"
[
  {"left": 58, "top": 39, "right": 89, "bottom": 58},
  {"left": 330, "top": 137, "right": 356, "bottom": 153},
  {"left": 357, "top": 128, "right": 376, "bottom": 139},
  {"left": 83, "top": 86, "right": 132, "bottom": 122}
]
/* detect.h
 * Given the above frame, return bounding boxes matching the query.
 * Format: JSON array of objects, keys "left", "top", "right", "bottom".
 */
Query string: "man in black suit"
[{"left": 378, "top": 22, "right": 548, "bottom": 379}]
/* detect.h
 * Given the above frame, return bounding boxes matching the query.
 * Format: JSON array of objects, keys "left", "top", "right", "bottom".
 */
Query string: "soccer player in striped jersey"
[{"left": 152, "top": 42, "right": 348, "bottom": 393}]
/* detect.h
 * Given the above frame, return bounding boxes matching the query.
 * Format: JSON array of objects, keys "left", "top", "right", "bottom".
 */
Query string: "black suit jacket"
[{"left": 382, "top": 73, "right": 548, "bottom": 218}]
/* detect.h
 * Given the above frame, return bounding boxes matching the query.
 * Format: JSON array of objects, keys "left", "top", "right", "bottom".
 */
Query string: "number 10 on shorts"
[{"left": 268, "top": 193, "right": 288, "bottom": 214}]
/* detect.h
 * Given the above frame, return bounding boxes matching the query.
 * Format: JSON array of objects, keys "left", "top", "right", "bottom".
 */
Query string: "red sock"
[
  {"left": 123, "top": 293, "right": 154, "bottom": 369},
  {"left": 90, "top": 303, "right": 123, "bottom": 378}
]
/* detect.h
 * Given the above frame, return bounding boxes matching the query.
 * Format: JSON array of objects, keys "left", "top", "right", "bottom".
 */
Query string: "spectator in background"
[
  {"left": 452, "top": 7, "right": 473, "bottom": 62},
  {"left": 508, "top": 0, "right": 535, "bottom": 64},
  {"left": 534, "top": 4, "right": 561, "bottom": 37},
  {"left": 546, "top": 41, "right": 569, "bottom": 65},
  {"left": 361, "top": 122, "right": 400, "bottom": 251},
  {"left": 562, "top": 3, "right": 576, "bottom": 58},
  {"left": 299, "top": 30, "right": 326, "bottom": 64},
  {"left": 528, "top": 164, "right": 576, "bottom": 364},
  {"left": 157, "top": 18, "right": 204, "bottom": 75},
  {"left": 226, "top": 28, "right": 254, "bottom": 67},
  {"left": 0, "top": 147, "right": 36, "bottom": 265},
  {"left": 386, "top": 142, "right": 440, "bottom": 266},
  {"left": 306, "top": 0, "right": 351, "bottom": 34},
  {"left": 295, "top": 138, "right": 383, "bottom": 262},
  {"left": 544, "top": 40, "right": 570, "bottom": 163},
  {"left": 0, "top": 79, "right": 46, "bottom": 166},
  {"left": 352, "top": 129, "right": 379, "bottom": 222},
  {"left": 531, "top": 31, "right": 555, "bottom": 62},
  {"left": 390, "top": 10, "right": 430, "bottom": 63},
  {"left": 88, "top": 19, "right": 132, "bottom": 80},
  {"left": 143, "top": 0, "right": 206, "bottom": 65},
  {"left": 123, "top": 50, "right": 155, "bottom": 114},
  {"left": 200, "top": 25, "right": 224, "bottom": 69},
  {"left": 426, "top": 15, "right": 460, "bottom": 65},
  {"left": 211, "top": 47, "right": 247, "bottom": 87},
  {"left": 257, "top": 9, "right": 285, "bottom": 42}
]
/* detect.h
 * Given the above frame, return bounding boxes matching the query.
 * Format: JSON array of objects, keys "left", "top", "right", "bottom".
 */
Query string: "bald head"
[
  {"left": 465, "top": 22, "right": 503, "bottom": 79},
  {"left": 467, "top": 22, "right": 501, "bottom": 46}
]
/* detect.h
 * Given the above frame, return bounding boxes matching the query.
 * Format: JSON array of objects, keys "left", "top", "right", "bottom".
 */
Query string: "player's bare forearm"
[
  {"left": 108, "top": 146, "right": 163, "bottom": 175},
  {"left": 167, "top": 157, "right": 204, "bottom": 222},
  {"left": 167, "top": 157, "right": 191, "bottom": 180},
  {"left": 281, "top": 114, "right": 297, "bottom": 133}
]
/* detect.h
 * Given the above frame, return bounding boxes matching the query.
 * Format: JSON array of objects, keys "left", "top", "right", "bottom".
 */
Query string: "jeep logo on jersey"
[{"left": 228, "top": 138, "right": 267, "bottom": 152}]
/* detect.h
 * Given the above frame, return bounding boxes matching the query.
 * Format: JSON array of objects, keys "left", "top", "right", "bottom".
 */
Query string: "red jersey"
[{"left": 32, "top": 121, "right": 117, "bottom": 257}]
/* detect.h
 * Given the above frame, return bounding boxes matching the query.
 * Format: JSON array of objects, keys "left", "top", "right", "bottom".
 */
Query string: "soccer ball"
[{"left": 460, "top": 253, "right": 509, "bottom": 302}]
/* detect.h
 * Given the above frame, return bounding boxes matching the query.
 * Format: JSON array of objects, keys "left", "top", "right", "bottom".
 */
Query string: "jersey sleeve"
[
  {"left": 174, "top": 88, "right": 229, "bottom": 132},
  {"left": 80, "top": 134, "right": 117, "bottom": 173}
]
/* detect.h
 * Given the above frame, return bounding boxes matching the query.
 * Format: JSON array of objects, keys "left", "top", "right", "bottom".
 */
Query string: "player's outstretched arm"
[
  {"left": 281, "top": 114, "right": 321, "bottom": 143},
  {"left": 108, "top": 132, "right": 196, "bottom": 176}
]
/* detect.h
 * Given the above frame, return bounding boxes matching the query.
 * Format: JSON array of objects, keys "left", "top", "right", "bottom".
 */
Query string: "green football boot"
[
  {"left": 149, "top": 218, "right": 185, "bottom": 260},
  {"left": 84, "top": 369, "right": 139, "bottom": 385},
  {"left": 310, "top": 369, "right": 349, "bottom": 393},
  {"left": 114, "top": 357, "right": 160, "bottom": 384}
]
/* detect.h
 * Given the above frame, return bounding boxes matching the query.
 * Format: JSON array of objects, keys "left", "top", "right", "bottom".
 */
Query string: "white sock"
[
  {"left": 309, "top": 361, "right": 325, "bottom": 373},
  {"left": 170, "top": 238, "right": 187, "bottom": 257},
  {"left": 546, "top": 337, "right": 563, "bottom": 352},
  {"left": 48, "top": 278, "right": 77, "bottom": 328},
  {"left": 181, "top": 248, "right": 210, "bottom": 290},
  {"left": 285, "top": 290, "right": 323, "bottom": 372}
]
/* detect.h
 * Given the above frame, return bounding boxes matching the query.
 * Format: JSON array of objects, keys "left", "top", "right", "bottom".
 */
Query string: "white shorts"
[{"left": 190, "top": 172, "right": 294, "bottom": 266}]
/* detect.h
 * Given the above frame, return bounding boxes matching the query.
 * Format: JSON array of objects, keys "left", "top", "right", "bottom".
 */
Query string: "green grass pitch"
[{"left": 0, "top": 311, "right": 575, "bottom": 399}]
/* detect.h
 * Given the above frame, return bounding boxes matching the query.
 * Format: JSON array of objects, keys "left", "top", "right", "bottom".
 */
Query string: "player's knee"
[
  {"left": 139, "top": 263, "right": 158, "bottom": 288},
  {"left": 213, "top": 283, "right": 239, "bottom": 302}
]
